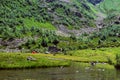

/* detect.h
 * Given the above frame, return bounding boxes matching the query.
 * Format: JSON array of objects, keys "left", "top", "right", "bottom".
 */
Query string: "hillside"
[
  {"left": 97, "top": 0, "right": 120, "bottom": 14},
  {"left": 0, "top": 0, "right": 120, "bottom": 52},
  {"left": 0, "top": 0, "right": 97, "bottom": 30}
]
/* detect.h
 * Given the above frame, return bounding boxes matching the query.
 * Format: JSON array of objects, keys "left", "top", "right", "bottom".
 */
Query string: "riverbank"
[
  {"left": 0, "top": 53, "right": 70, "bottom": 69},
  {"left": 0, "top": 47, "right": 120, "bottom": 69}
]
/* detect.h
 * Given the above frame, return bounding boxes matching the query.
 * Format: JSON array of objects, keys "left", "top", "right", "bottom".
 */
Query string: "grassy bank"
[
  {"left": 0, "top": 53, "right": 70, "bottom": 69},
  {"left": 0, "top": 47, "right": 120, "bottom": 69},
  {"left": 72, "top": 62, "right": 115, "bottom": 70},
  {"left": 39, "top": 47, "right": 120, "bottom": 68},
  {"left": 67, "top": 47, "right": 120, "bottom": 63},
  {"left": 41, "top": 47, "right": 120, "bottom": 64},
  {"left": 115, "top": 53, "right": 120, "bottom": 68}
]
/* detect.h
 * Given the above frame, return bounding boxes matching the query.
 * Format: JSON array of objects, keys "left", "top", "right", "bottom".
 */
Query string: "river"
[{"left": 0, "top": 63, "right": 120, "bottom": 80}]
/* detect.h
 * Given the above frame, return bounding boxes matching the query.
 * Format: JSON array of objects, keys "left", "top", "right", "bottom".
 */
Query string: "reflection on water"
[{"left": 0, "top": 63, "right": 120, "bottom": 80}]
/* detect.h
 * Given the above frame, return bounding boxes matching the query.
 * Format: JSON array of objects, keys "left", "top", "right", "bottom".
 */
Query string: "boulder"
[{"left": 27, "top": 56, "right": 37, "bottom": 61}]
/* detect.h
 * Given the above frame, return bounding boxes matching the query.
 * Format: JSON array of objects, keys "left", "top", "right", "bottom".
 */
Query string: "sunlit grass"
[
  {"left": 98, "top": 0, "right": 120, "bottom": 13},
  {"left": 67, "top": 47, "right": 120, "bottom": 64},
  {"left": 16, "top": 18, "right": 56, "bottom": 30},
  {"left": 0, "top": 47, "right": 120, "bottom": 69},
  {"left": 0, "top": 53, "right": 70, "bottom": 69}
]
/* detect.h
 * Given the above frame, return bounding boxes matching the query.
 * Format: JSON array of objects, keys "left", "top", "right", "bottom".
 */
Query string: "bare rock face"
[
  {"left": 0, "top": 39, "right": 25, "bottom": 48},
  {"left": 0, "top": 38, "right": 27, "bottom": 52}
]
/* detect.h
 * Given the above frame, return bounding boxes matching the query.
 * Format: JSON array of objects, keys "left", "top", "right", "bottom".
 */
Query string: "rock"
[
  {"left": 45, "top": 51, "right": 50, "bottom": 54},
  {"left": 76, "top": 70, "right": 79, "bottom": 73},
  {"left": 27, "top": 56, "right": 37, "bottom": 61},
  {"left": 48, "top": 46, "right": 61, "bottom": 53},
  {"left": 90, "top": 62, "right": 96, "bottom": 66}
]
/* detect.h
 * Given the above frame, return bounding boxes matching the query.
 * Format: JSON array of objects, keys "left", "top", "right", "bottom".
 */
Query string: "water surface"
[{"left": 0, "top": 63, "right": 120, "bottom": 80}]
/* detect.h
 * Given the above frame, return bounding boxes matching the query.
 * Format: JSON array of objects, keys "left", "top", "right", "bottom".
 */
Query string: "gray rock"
[{"left": 27, "top": 56, "right": 37, "bottom": 61}]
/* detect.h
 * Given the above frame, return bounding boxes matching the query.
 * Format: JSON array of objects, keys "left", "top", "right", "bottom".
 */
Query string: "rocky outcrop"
[
  {"left": 48, "top": 46, "right": 61, "bottom": 53},
  {"left": 0, "top": 38, "right": 26, "bottom": 48},
  {"left": 57, "top": 24, "right": 98, "bottom": 36},
  {"left": 0, "top": 38, "right": 28, "bottom": 52}
]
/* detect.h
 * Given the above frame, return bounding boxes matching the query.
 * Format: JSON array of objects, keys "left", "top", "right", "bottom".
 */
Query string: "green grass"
[
  {"left": 0, "top": 53, "right": 70, "bottom": 69},
  {"left": 17, "top": 18, "right": 56, "bottom": 30},
  {"left": 115, "top": 53, "right": 120, "bottom": 68},
  {"left": 31, "top": 47, "right": 120, "bottom": 65},
  {"left": 67, "top": 47, "right": 120, "bottom": 64},
  {"left": 97, "top": 0, "right": 120, "bottom": 14},
  {"left": 72, "top": 62, "right": 115, "bottom": 70},
  {"left": 0, "top": 47, "right": 120, "bottom": 69}
]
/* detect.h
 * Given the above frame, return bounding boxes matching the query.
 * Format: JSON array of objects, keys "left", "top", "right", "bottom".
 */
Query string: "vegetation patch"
[
  {"left": 0, "top": 53, "right": 70, "bottom": 69},
  {"left": 115, "top": 53, "right": 120, "bottom": 69},
  {"left": 22, "top": 18, "right": 56, "bottom": 30},
  {"left": 67, "top": 47, "right": 120, "bottom": 65},
  {"left": 72, "top": 62, "right": 115, "bottom": 70},
  {"left": 0, "top": 47, "right": 120, "bottom": 69}
]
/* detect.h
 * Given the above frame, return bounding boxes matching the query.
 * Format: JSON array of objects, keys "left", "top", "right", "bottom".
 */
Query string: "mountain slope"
[
  {"left": 0, "top": 0, "right": 97, "bottom": 34},
  {"left": 0, "top": 0, "right": 120, "bottom": 52},
  {"left": 97, "top": 0, "right": 120, "bottom": 14}
]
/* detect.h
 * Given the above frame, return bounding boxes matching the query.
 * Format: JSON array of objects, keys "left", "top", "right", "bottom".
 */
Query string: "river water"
[{"left": 0, "top": 63, "right": 120, "bottom": 80}]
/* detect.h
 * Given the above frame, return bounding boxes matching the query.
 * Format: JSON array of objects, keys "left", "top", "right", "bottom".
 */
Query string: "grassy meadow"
[
  {"left": 0, "top": 47, "right": 120, "bottom": 69},
  {"left": 67, "top": 47, "right": 120, "bottom": 64},
  {"left": 0, "top": 53, "right": 70, "bottom": 69}
]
